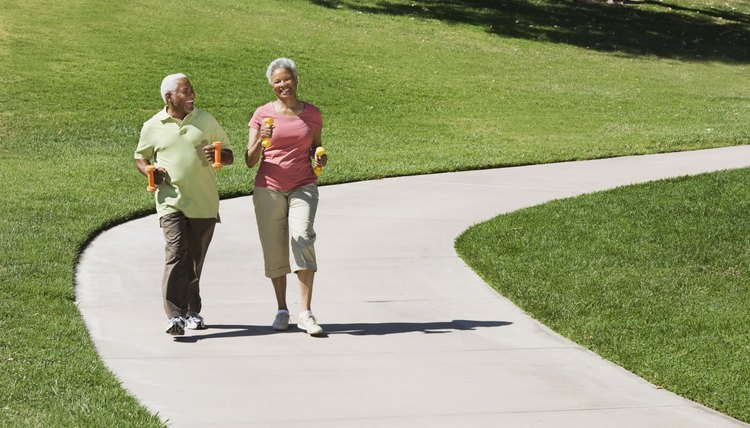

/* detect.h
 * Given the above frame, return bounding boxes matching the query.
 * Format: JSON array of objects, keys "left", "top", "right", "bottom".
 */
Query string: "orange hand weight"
[
  {"left": 145, "top": 165, "right": 157, "bottom": 192},
  {"left": 313, "top": 147, "right": 326, "bottom": 176},
  {"left": 261, "top": 118, "right": 274, "bottom": 148},
  {"left": 212, "top": 141, "right": 223, "bottom": 169}
]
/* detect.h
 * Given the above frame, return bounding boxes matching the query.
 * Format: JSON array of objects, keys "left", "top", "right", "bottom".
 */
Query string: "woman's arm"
[
  {"left": 311, "top": 128, "right": 327, "bottom": 168},
  {"left": 247, "top": 120, "right": 275, "bottom": 168}
]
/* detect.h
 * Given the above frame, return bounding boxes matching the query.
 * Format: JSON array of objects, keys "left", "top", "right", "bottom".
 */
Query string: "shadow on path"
[
  {"left": 310, "top": 0, "right": 750, "bottom": 63},
  {"left": 174, "top": 319, "right": 512, "bottom": 342},
  {"left": 174, "top": 324, "right": 276, "bottom": 342},
  {"left": 325, "top": 319, "right": 512, "bottom": 335}
]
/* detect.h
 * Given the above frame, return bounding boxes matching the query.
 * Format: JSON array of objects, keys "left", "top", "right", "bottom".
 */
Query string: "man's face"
[{"left": 167, "top": 78, "right": 195, "bottom": 117}]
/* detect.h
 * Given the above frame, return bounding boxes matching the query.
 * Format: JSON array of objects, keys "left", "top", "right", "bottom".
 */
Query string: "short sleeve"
[
  {"left": 248, "top": 107, "right": 263, "bottom": 130},
  {"left": 134, "top": 124, "right": 154, "bottom": 160},
  {"left": 305, "top": 103, "right": 323, "bottom": 132},
  {"left": 206, "top": 113, "right": 231, "bottom": 150}
]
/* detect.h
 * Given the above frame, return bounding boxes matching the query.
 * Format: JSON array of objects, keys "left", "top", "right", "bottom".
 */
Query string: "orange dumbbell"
[
  {"left": 261, "top": 118, "right": 274, "bottom": 148},
  {"left": 212, "top": 141, "right": 223, "bottom": 169},
  {"left": 145, "top": 165, "right": 157, "bottom": 192},
  {"left": 313, "top": 147, "right": 326, "bottom": 176}
]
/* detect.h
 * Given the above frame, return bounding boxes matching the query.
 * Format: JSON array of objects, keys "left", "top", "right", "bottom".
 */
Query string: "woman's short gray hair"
[
  {"left": 160, "top": 73, "right": 187, "bottom": 104},
  {"left": 266, "top": 58, "right": 297, "bottom": 85}
]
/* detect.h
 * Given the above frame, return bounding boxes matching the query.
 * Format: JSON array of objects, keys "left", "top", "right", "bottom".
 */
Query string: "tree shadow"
[
  {"left": 309, "top": 0, "right": 750, "bottom": 63},
  {"left": 173, "top": 319, "right": 511, "bottom": 341}
]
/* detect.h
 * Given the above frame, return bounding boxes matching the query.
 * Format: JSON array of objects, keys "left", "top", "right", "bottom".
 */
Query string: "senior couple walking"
[{"left": 133, "top": 58, "right": 328, "bottom": 337}]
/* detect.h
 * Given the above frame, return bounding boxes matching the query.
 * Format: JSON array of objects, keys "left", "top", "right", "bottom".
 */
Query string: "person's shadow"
[
  {"left": 324, "top": 319, "right": 512, "bottom": 336},
  {"left": 174, "top": 319, "right": 511, "bottom": 342}
]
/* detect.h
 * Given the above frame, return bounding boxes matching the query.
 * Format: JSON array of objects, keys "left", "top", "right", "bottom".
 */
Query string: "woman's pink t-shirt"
[{"left": 248, "top": 102, "right": 323, "bottom": 191}]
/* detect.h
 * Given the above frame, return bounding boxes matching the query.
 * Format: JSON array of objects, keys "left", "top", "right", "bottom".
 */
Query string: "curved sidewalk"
[{"left": 76, "top": 146, "right": 750, "bottom": 427}]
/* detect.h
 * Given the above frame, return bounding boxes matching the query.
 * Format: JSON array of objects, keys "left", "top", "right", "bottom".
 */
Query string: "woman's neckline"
[{"left": 272, "top": 100, "right": 305, "bottom": 116}]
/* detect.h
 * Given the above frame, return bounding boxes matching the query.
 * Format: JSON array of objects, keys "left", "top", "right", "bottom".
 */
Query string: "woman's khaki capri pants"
[{"left": 253, "top": 183, "right": 319, "bottom": 278}]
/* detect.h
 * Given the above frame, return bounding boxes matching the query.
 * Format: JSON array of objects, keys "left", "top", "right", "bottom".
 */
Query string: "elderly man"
[{"left": 134, "top": 73, "right": 233, "bottom": 336}]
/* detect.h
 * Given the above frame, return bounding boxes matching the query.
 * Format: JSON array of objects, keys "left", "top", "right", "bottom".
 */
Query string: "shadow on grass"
[
  {"left": 310, "top": 0, "right": 750, "bottom": 63},
  {"left": 174, "top": 319, "right": 511, "bottom": 341}
]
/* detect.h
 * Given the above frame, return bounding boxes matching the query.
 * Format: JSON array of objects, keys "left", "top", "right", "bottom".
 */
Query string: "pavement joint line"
[
  {"left": 102, "top": 346, "right": 584, "bottom": 361},
  {"left": 75, "top": 296, "right": 515, "bottom": 307},
  {"left": 263, "top": 254, "right": 463, "bottom": 260},
  {"left": 323, "top": 256, "right": 461, "bottom": 261},
  {"left": 401, "top": 180, "right": 581, "bottom": 191},
  {"left": 324, "top": 213, "right": 468, "bottom": 221},
  {"left": 213, "top": 403, "right": 701, "bottom": 426}
]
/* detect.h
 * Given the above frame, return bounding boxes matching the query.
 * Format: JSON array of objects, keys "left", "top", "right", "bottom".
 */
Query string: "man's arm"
[
  {"left": 134, "top": 158, "right": 166, "bottom": 184},
  {"left": 221, "top": 148, "right": 234, "bottom": 166},
  {"left": 245, "top": 127, "right": 263, "bottom": 169},
  {"left": 202, "top": 145, "right": 234, "bottom": 166}
]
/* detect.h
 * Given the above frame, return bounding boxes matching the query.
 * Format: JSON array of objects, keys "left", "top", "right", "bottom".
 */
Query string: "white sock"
[
  {"left": 299, "top": 309, "right": 313, "bottom": 318},
  {"left": 277, "top": 309, "right": 289, "bottom": 315}
]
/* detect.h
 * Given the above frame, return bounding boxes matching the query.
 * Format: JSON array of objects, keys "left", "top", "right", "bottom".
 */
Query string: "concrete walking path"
[{"left": 76, "top": 146, "right": 750, "bottom": 427}]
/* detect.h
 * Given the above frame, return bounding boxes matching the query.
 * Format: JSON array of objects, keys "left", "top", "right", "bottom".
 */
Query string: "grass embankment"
[
  {"left": 0, "top": 0, "right": 748, "bottom": 425},
  {"left": 456, "top": 168, "right": 750, "bottom": 421}
]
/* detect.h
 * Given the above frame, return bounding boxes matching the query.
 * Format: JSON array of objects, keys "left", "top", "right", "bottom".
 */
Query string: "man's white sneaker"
[
  {"left": 165, "top": 316, "right": 185, "bottom": 336},
  {"left": 298, "top": 313, "right": 324, "bottom": 336},
  {"left": 272, "top": 311, "right": 290, "bottom": 331},
  {"left": 185, "top": 312, "right": 206, "bottom": 330}
]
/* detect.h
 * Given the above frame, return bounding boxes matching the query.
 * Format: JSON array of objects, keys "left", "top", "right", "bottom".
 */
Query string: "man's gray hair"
[
  {"left": 266, "top": 58, "right": 298, "bottom": 85},
  {"left": 160, "top": 73, "right": 188, "bottom": 104}
]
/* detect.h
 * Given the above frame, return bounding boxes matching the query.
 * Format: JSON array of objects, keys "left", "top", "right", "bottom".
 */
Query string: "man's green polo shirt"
[{"left": 135, "top": 108, "right": 231, "bottom": 219}]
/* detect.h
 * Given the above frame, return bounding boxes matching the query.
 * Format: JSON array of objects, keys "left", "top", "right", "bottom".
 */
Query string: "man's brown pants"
[{"left": 159, "top": 212, "right": 216, "bottom": 319}]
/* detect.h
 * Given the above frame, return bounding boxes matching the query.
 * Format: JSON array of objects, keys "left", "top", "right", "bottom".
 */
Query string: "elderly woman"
[{"left": 245, "top": 58, "right": 328, "bottom": 336}]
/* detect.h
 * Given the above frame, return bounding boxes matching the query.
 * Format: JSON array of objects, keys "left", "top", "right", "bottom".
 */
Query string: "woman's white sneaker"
[{"left": 298, "top": 313, "right": 324, "bottom": 336}]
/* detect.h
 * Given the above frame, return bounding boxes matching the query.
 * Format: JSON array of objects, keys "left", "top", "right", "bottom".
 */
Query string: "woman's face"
[{"left": 270, "top": 68, "right": 297, "bottom": 101}]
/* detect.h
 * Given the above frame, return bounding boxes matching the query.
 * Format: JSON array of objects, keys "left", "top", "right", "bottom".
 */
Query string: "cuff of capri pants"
[
  {"left": 292, "top": 262, "right": 317, "bottom": 273},
  {"left": 265, "top": 266, "right": 292, "bottom": 279}
]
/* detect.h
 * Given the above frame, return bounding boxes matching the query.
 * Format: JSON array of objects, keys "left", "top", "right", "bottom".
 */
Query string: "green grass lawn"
[
  {"left": 456, "top": 167, "right": 750, "bottom": 421},
  {"left": 0, "top": 0, "right": 749, "bottom": 425}
]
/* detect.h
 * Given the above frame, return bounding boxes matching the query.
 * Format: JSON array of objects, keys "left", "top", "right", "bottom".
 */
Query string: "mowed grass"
[
  {"left": 0, "top": 0, "right": 748, "bottom": 425},
  {"left": 455, "top": 168, "right": 750, "bottom": 421}
]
